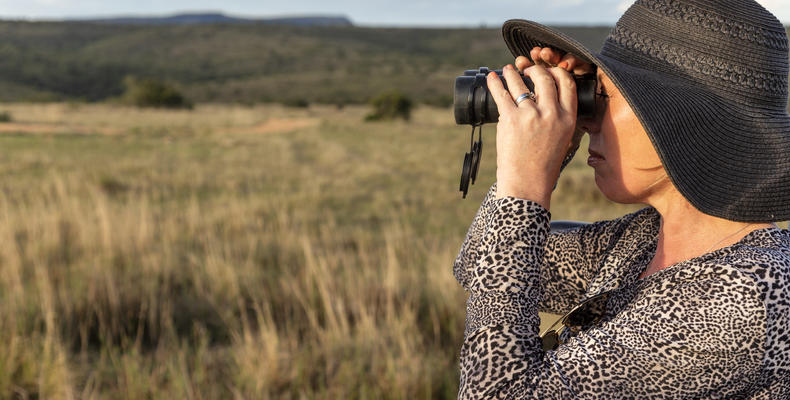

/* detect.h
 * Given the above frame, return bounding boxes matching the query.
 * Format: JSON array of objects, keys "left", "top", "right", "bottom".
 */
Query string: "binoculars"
[
  {"left": 453, "top": 67, "right": 596, "bottom": 198},
  {"left": 453, "top": 67, "right": 598, "bottom": 125}
]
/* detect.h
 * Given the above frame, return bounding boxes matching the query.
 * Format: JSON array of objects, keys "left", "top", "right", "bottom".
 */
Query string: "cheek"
[
  {"left": 593, "top": 102, "right": 664, "bottom": 203},
  {"left": 613, "top": 102, "right": 661, "bottom": 170},
  {"left": 623, "top": 135, "right": 662, "bottom": 170}
]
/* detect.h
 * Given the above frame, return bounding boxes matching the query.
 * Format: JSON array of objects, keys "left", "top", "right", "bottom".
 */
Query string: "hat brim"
[{"left": 503, "top": 19, "right": 790, "bottom": 222}]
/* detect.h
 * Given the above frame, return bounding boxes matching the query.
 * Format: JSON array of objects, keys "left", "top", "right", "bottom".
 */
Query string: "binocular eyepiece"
[{"left": 453, "top": 67, "right": 598, "bottom": 125}]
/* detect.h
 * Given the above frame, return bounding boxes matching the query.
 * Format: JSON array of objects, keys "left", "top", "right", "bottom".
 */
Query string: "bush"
[
  {"left": 122, "top": 77, "right": 192, "bottom": 109},
  {"left": 281, "top": 98, "right": 309, "bottom": 108},
  {"left": 0, "top": 111, "right": 11, "bottom": 122},
  {"left": 365, "top": 90, "right": 413, "bottom": 121}
]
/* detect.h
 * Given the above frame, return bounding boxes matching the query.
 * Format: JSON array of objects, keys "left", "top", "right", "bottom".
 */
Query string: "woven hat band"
[{"left": 601, "top": 0, "right": 790, "bottom": 111}]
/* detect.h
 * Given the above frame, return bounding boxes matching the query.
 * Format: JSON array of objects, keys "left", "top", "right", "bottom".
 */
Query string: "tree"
[
  {"left": 122, "top": 77, "right": 192, "bottom": 109},
  {"left": 365, "top": 90, "right": 412, "bottom": 121}
]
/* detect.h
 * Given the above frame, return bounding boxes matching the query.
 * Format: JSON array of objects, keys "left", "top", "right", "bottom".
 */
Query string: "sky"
[{"left": 0, "top": 0, "right": 787, "bottom": 27}]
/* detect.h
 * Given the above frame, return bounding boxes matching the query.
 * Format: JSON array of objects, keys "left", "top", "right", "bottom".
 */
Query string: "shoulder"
[
  {"left": 715, "top": 228, "right": 790, "bottom": 287},
  {"left": 688, "top": 229, "right": 790, "bottom": 357},
  {"left": 722, "top": 228, "right": 790, "bottom": 376},
  {"left": 650, "top": 228, "right": 790, "bottom": 312}
]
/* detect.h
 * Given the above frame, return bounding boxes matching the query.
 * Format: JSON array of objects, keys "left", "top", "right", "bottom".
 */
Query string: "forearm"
[
  {"left": 454, "top": 183, "right": 499, "bottom": 290},
  {"left": 454, "top": 182, "right": 626, "bottom": 314},
  {"left": 459, "top": 196, "right": 550, "bottom": 398}
]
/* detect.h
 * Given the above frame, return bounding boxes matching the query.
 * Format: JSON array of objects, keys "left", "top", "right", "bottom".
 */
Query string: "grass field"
[{"left": 0, "top": 103, "right": 779, "bottom": 399}]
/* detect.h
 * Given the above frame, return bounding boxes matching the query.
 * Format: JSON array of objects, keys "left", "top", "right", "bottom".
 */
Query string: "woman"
[{"left": 453, "top": 0, "right": 790, "bottom": 398}]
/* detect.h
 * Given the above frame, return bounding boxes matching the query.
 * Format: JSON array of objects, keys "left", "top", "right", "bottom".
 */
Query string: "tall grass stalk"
[{"left": 0, "top": 103, "right": 754, "bottom": 398}]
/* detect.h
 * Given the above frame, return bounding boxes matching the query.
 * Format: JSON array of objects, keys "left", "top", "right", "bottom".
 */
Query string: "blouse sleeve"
[
  {"left": 454, "top": 183, "right": 630, "bottom": 314},
  {"left": 457, "top": 195, "right": 766, "bottom": 399}
]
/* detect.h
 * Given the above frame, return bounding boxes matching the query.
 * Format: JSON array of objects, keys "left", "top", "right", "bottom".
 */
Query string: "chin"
[{"left": 594, "top": 173, "right": 642, "bottom": 204}]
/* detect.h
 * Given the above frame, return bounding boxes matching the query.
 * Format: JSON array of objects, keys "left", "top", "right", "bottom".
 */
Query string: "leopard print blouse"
[{"left": 453, "top": 184, "right": 790, "bottom": 399}]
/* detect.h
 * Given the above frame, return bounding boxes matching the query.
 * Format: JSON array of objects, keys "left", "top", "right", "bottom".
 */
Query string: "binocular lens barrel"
[{"left": 454, "top": 67, "right": 597, "bottom": 125}]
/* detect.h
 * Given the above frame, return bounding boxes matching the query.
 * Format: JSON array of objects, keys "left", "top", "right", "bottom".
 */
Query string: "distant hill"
[
  {"left": 0, "top": 22, "right": 786, "bottom": 108},
  {"left": 71, "top": 13, "right": 353, "bottom": 27},
  {"left": 0, "top": 21, "right": 612, "bottom": 105}
]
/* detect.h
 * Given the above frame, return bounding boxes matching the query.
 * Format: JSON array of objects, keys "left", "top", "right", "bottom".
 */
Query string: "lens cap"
[
  {"left": 460, "top": 152, "right": 473, "bottom": 198},
  {"left": 470, "top": 140, "right": 482, "bottom": 184}
]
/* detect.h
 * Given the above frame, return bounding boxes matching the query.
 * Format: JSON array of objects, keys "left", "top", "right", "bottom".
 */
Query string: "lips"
[
  {"left": 587, "top": 149, "right": 605, "bottom": 166},
  {"left": 588, "top": 149, "right": 605, "bottom": 159}
]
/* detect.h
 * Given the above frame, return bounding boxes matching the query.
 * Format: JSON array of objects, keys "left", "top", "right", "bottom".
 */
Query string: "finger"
[
  {"left": 547, "top": 66, "right": 577, "bottom": 116},
  {"left": 531, "top": 47, "right": 549, "bottom": 67},
  {"left": 557, "top": 54, "right": 575, "bottom": 71},
  {"left": 502, "top": 64, "right": 531, "bottom": 104},
  {"left": 514, "top": 55, "right": 533, "bottom": 71},
  {"left": 539, "top": 47, "right": 563, "bottom": 66},
  {"left": 486, "top": 71, "right": 517, "bottom": 114},
  {"left": 558, "top": 53, "right": 595, "bottom": 75},
  {"left": 523, "top": 65, "right": 560, "bottom": 113}
]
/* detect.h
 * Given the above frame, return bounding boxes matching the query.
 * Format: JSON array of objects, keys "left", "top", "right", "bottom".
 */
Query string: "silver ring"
[{"left": 515, "top": 91, "right": 536, "bottom": 105}]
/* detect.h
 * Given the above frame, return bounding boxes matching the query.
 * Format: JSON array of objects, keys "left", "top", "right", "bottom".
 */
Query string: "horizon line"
[{"left": 0, "top": 10, "right": 785, "bottom": 27}]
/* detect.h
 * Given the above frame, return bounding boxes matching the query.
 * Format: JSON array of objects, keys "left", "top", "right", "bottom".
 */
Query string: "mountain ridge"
[
  {"left": 0, "top": 22, "right": 786, "bottom": 107},
  {"left": 15, "top": 12, "right": 354, "bottom": 27}
]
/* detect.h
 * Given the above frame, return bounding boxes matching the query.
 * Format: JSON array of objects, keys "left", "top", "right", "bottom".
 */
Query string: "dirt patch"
[
  {"left": 0, "top": 122, "right": 119, "bottom": 135},
  {"left": 247, "top": 118, "right": 318, "bottom": 134},
  {"left": 0, "top": 117, "right": 318, "bottom": 136},
  {"left": 0, "top": 123, "right": 64, "bottom": 134}
]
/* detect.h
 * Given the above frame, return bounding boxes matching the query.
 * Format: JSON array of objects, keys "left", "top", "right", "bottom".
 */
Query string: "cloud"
[
  {"left": 756, "top": 0, "right": 785, "bottom": 8},
  {"left": 0, "top": 0, "right": 786, "bottom": 25},
  {"left": 23, "top": 0, "right": 70, "bottom": 6},
  {"left": 755, "top": 0, "right": 790, "bottom": 20},
  {"left": 547, "top": 0, "right": 586, "bottom": 6},
  {"left": 616, "top": 0, "right": 634, "bottom": 13}
]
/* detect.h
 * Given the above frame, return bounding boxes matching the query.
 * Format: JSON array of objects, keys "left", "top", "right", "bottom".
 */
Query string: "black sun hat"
[{"left": 503, "top": 0, "right": 790, "bottom": 222}]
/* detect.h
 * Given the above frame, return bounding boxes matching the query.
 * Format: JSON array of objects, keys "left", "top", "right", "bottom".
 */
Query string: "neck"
[{"left": 642, "top": 186, "right": 774, "bottom": 276}]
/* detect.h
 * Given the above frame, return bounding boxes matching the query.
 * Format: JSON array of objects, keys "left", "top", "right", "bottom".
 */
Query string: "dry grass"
[{"left": 0, "top": 103, "right": 781, "bottom": 399}]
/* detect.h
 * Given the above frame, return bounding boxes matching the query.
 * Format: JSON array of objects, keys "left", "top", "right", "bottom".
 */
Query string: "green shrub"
[
  {"left": 122, "top": 77, "right": 192, "bottom": 109},
  {"left": 0, "top": 111, "right": 11, "bottom": 122},
  {"left": 282, "top": 98, "right": 309, "bottom": 108},
  {"left": 365, "top": 90, "right": 413, "bottom": 121}
]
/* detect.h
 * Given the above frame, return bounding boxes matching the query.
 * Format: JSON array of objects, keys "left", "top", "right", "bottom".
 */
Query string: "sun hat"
[{"left": 502, "top": 0, "right": 790, "bottom": 222}]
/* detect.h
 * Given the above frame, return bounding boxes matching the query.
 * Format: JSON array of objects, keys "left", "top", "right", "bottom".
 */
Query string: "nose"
[{"left": 579, "top": 116, "right": 600, "bottom": 135}]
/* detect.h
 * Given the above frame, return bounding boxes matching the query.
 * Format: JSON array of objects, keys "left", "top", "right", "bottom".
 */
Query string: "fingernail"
[{"left": 559, "top": 62, "right": 569, "bottom": 69}]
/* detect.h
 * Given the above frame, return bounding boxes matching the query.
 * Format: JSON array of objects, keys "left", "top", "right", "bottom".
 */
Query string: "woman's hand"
[
  {"left": 488, "top": 47, "right": 592, "bottom": 209},
  {"left": 527, "top": 46, "right": 595, "bottom": 75}
]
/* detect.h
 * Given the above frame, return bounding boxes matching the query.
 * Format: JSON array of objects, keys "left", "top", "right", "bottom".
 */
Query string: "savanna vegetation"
[
  {"left": 0, "top": 20, "right": 788, "bottom": 399},
  {"left": 0, "top": 102, "right": 664, "bottom": 399}
]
